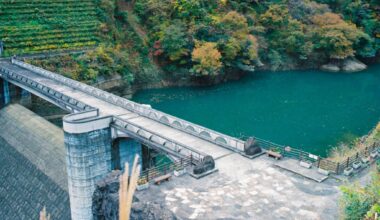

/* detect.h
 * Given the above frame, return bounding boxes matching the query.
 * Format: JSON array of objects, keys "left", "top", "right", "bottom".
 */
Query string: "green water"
[{"left": 132, "top": 65, "right": 380, "bottom": 157}]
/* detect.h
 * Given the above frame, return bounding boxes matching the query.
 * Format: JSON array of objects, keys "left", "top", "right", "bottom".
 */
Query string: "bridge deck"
[{"left": 0, "top": 61, "right": 231, "bottom": 159}]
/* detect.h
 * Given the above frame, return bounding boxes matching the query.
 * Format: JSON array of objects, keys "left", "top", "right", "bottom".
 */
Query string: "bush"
[{"left": 340, "top": 172, "right": 380, "bottom": 219}]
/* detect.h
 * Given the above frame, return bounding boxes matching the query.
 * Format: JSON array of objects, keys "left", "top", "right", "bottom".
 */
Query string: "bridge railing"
[
  {"left": 112, "top": 116, "right": 207, "bottom": 164},
  {"left": 0, "top": 64, "right": 94, "bottom": 112},
  {"left": 247, "top": 136, "right": 339, "bottom": 173},
  {"left": 137, "top": 107, "right": 246, "bottom": 153},
  {"left": 139, "top": 156, "right": 193, "bottom": 183},
  {"left": 12, "top": 58, "right": 246, "bottom": 153}
]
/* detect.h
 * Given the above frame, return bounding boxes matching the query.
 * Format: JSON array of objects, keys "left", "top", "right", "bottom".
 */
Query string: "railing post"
[
  {"left": 336, "top": 162, "right": 340, "bottom": 174},
  {"left": 317, "top": 157, "right": 321, "bottom": 168}
]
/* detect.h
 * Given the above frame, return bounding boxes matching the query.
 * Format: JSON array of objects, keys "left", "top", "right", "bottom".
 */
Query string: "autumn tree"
[
  {"left": 311, "top": 12, "right": 369, "bottom": 59},
  {"left": 216, "top": 11, "right": 259, "bottom": 70},
  {"left": 219, "top": 11, "right": 249, "bottom": 39},
  {"left": 260, "top": 5, "right": 314, "bottom": 63},
  {"left": 191, "top": 42, "right": 222, "bottom": 76}
]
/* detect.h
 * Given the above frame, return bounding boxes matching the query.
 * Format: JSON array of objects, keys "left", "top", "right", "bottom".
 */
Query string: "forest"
[{"left": 132, "top": 0, "right": 379, "bottom": 74}]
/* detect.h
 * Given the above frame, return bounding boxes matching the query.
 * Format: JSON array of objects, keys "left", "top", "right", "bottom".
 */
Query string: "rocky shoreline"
[
  {"left": 96, "top": 57, "right": 377, "bottom": 99},
  {"left": 320, "top": 58, "right": 367, "bottom": 73}
]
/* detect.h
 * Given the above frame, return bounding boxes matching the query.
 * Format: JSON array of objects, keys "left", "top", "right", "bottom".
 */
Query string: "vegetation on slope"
[
  {"left": 329, "top": 122, "right": 380, "bottom": 162},
  {"left": 134, "top": 0, "right": 379, "bottom": 76},
  {"left": 340, "top": 168, "right": 380, "bottom": 219},
  {"left": 1, "top": 0, "right": 380, "bottom": 85},
  {"left": 0, "top": 0, "right": 100, "bottom": 55},
  {"left": 22, "top": 0, "right": 162, "bottom": 86}
]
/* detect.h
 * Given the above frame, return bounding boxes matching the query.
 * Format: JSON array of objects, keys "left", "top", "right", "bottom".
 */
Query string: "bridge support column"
[
  {"left": 0, "top": 78, "right": 4, "bottom": 108},
  {"left": 19, "top": 89, "right": 31, "bottom": 107},
  {"left": 63, "top": 116, "right": 113, "bottom": 220},
  {"left": 2, "top": 79, "right": 10, "bottom": 105},
  {"left": 112, "top": 138, "right": 142, "bottom": 173}
]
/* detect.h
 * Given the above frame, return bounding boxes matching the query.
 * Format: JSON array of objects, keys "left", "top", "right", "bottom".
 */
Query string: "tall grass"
[
  {"left": 329, "top": 122, "right": 380, "bottom": 162},
  {"left": 39, "top": 207, "right": 50, "bottom": 220},
  {"left": 119, "top": 155, "right": 141, "bottom": 220}
]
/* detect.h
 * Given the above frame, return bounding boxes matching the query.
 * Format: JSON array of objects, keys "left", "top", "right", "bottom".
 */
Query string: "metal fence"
[
  {"left": 138, "top": 156, "right": 194, "bottom": 183},
  {"left": 334, "top": 142, "right": 379, "bottom": 174},
  {"left": 244, "top": 136, "right": 380, "bottom": 174}
]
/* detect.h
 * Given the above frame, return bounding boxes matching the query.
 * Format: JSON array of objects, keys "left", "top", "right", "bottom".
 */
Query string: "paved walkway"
[
  {"left": 137, "top": 154, "right": 340, "bottom": 220},
  {"left": 275, "top": 159, "right": 329, "bottom": 183}
]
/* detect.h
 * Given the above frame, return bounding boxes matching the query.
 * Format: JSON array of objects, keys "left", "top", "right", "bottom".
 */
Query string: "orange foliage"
[{"left": 192, "top": 42, "right": 222, "bottom": 76}]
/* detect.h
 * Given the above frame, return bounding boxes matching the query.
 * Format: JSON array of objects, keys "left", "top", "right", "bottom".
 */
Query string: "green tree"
[
  {"left": 260, "top": 5, "right": 314, "bottom": 61},
  {"left": 160, "top": 21, "right": 190, "bottom": 62}
]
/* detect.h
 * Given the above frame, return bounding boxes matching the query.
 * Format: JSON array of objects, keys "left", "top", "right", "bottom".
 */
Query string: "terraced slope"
[{"left": 0, "top": 0, "right": 100, "bottom": 56}]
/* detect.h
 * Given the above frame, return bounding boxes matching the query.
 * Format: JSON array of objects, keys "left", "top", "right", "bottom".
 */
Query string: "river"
[{"left": 132, "top": 65, "right": 380, "bottom": 157}]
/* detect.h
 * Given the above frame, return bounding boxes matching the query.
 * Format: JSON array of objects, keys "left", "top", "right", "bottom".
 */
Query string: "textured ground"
[{"left": 136, "top": 154, "right": 341, "bottom": 220}]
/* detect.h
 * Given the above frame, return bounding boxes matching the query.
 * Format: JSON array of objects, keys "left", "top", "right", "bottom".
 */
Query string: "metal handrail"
[{"left": 139, "top": 156, "right": 193, "bottom": 183}]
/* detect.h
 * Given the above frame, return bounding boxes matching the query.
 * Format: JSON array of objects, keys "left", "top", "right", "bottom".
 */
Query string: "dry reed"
[
  {"left": 119, "top": 155, "right": 141, "bottom": 220},
  {"left": 329, "top": 122, "right": 380, "bottom": 162},
  {"left": 39, "top": 206, "right": 50, "bottom": 220}
]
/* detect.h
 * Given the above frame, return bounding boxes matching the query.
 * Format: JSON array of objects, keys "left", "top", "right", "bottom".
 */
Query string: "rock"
[
  {"left": 244, "top": 137, "right": 262, "bottom": 156},
  {"left": 342, "top": 58, "right": 367, "bottom": 72},
  {"left": 92, "top": 170, "right": 176, "bottom": 220},
  {"left": 193, "top": 155, "right": 215, "bottom": 175},
  {"left": 92, "top": 170, "right": 122, "bottom": 220},
  {"left": 130, "top": 202, "right": 177, "bottom": 220},
  {"left": 320, "top": 63, "right": 340, "bottom": 72}
]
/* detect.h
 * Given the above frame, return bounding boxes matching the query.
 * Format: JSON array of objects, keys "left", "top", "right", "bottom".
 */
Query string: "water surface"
[{"left": 132, "top": 65, "right": 380, "bottom": 156}]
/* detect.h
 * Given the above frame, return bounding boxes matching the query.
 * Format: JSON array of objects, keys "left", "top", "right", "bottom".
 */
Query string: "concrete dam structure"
[{"left": 0, "top": 58, "right": 250, "bottom": 220}]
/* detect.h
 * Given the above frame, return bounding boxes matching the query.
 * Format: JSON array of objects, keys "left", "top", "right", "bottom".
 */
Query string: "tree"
[
  {"left": 223, "top": 37, "right": 241, "bottom": 61},
  {"left": 340, "top": 172, "right": 380, "bottom": 220},
  {"left": 219, "top": 11, "right": 249, "bottom": 39},
  {"left": 311, "top": 12, "right": 369, "bottom": 59},
  {"left": 160, "top": 21, "right": 190, "bottom": 62},
  {"left": 260, "top": 5, "right": 314, "bottom": 61},
  {"left": 191, "top": 42, "right": 222, "bottom": 76},
  {"left": 242, "top": 34, "right": 259, "bottom": 63},
  {"left": 217, "top": 11, "right": 259, "bottom": 69},
  {"left": 259, "top": 5, "right": 291, "bottom": 30}
]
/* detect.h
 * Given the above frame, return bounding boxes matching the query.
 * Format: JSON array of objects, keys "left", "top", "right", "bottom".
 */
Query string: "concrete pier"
[{"left": 63, "top": 115, "right": 113, "bottom": 220}]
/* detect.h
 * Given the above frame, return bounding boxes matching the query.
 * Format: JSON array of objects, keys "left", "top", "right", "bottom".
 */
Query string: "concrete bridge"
[{"left": 0, "top": 58, "right": 253, "bottom": 220}]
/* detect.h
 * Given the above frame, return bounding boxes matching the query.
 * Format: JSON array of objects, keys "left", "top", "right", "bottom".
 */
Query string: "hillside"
[
  {"left": 134, "top": 0, "right": 380, "bottom": 75},
  {"left": 0, "top": 0, "right": 100, "bottom": 56},
  {"left": 1, "top": 0, "right": 379, "bottom": 89},
  {"left": 0, "top": 0, "right": 163, "bottom": 87}
]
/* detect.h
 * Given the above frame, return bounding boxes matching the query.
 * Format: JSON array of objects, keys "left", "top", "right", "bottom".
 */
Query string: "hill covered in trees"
[
  {"left": 134, "top": 0, "right": 379, "bottom": 75},
  {"left": 1, "top": 0, "right": 379, "bottom": 86}
]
